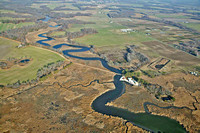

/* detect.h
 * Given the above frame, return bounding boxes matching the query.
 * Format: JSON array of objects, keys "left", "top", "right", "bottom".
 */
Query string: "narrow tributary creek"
[{"left": 36, "top": 17, "right": 187, "bottom": 132}]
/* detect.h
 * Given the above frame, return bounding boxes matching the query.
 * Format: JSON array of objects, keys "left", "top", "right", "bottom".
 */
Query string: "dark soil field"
[{"left": 142, "top": 41, "right": 200, "bottom": 67}]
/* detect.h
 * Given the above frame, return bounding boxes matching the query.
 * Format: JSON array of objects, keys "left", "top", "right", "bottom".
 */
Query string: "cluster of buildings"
[
  {"left": 17, "top": 43, "right": 26, "bottom": 48},
  {"left": 121, "top": 29, "right": 133, "bottom": 33},
  {"left": 189, "top": 71, "right": 199, "bottom": 76},
  {"left": 120, "top": 76, "right": 139, "bottom": 86}
]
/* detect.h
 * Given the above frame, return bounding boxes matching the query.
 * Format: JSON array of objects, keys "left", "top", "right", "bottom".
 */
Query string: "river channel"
[{"left": 36, "top": 17, "right": 186, "bottom": 132}]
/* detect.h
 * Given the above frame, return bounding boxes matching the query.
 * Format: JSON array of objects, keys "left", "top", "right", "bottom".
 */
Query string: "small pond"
[
  {"left": 20, "top": 59, "right": 30, "bottom": 63},
  {"left": 162, "top": 95, "right": 173, "bottom": 101}
]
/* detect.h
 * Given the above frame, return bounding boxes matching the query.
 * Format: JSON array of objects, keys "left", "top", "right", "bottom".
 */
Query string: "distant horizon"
[{"left": 119, "top": 0, "right": 200, "bottom": 6}]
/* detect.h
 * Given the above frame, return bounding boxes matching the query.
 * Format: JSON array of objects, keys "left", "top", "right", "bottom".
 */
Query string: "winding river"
[{"left": 36, "top": 17, "right": 187, "bottom": 132}]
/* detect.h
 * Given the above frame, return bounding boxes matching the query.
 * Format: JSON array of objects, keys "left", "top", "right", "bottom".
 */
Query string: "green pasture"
[
  {"left": 187, "top": 10, "right": 200, "bottom": 13},
  {"left": 31, "top": 2, "right": 77, "bottom": 10},
  {"left": 0, "top": 17, "right": 26, "bottom": 21},
  {"left": 154, "top": 14, "right": 190, "bottom": 19},
  {"left": 0, "top": 9, "right": 15, "bottom": 14},
  {"left": 75, "top": 28, "right": 154, "bottom": 47},
  {"left": 181, "top": 23, "right": 200, "bottom": 32},
  {"left": 64, "top": 10, "right": 155, "bottom": 47},
  {"left": 0, "top": 22, "right": 35, "bottom": 32},
  {"left": 71, "top": 21, "right": 154, "bottom": 47},
  {"left": 0, "top": 38, "right": 64, "bottom": 85},
  {"left": 50, "top": 31, "right": 65, "bottom": 36}
]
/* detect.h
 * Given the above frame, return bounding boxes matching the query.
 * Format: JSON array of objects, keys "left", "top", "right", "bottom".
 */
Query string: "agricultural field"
[
  {"left": 187, "top": 10, "right": 200, "bottom": 13},
  {"left": 154, "top": 14, "right": 190, "bottom": 19},
  {"left": 30, "top": 1, "right": 78, "bottom": 10},
  {"left": 0, "top": 10, "right": 34, "bottom": 32},
  {"left": 0, "top": 22, "right": 35, "bottom": 32},
  {"left": 0, "top": 17, "right": 26, "bottom": 21},
  {"left": 0, "top": 9, "right": 31, "bottom": 16},
  {"left": 50, "top": 31, "right": 65, "bottom": 36},
  {"left": 0, "top": 9, "right": 16, "bottom": 14},
  {"left": 0, "top": 37, "right": 64, "bottom": 85},
  {"left": 181, "top": 23, "right": 200, "bottom": 32},
  {"left": 68, "top": 13, "right": 155, "bottom": 47},
  {"left": 75, "top": 26, "right": 154, "bottom": 47},
  {"left": 0, "top": 0, "right": 200, "bottom": 132}
]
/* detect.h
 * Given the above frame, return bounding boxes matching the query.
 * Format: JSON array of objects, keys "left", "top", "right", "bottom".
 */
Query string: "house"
[
  {"left": 17, "top": 43, "right": 26, "bottom": 48},
  {"left": 17, "top": 44, "right": 23, "bottom": 48},
  {"left": 121, "top": 29, "right": 133, "bottom": 32}
]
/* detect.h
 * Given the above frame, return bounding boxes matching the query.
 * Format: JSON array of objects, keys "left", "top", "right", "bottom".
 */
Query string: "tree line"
[
  {"left": 6, "top": 60, "right": 66, "bottom": 88},
  {"left": 122, "top": 68, "right": 173, "bottom": 101},
  {"left": 0, "top": 18, "right": 34, "bottom": 24},
  {"left": 0, "top": 22, "right": 49, "bottom": 43},
  {"left": 0, "top": 13, "right": 31, "bottom": 18},
  {"left": 47, "top": 28, "right": 98, "bottom": 39},
  {"left": 125, "top": 45, "right": 149, "bottom": 71},
  {"left": 173, "top": 44, "right": 199, "bottom": 56},
  {"left": 140, "top": 15, "right": 200, "bottom": 34},
  {"left": 52, "top": 19, "right": 96, "bottom": 29},
  {"left": 48, "top": 12, "right": 92, "bottom": 19},
  {"left": 37, "top": 60, "right": 64, "bottom": 79}
]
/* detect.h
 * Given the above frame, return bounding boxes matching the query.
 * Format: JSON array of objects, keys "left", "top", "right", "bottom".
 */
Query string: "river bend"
[{"left": 36, "top": 18, "right": 186, "bottom": 132}]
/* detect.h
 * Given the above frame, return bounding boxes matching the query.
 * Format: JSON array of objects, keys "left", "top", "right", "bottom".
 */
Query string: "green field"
[
  {"left": 75, "top": 28, "right": 154, "bottom": 47},
  {"left": 0, "top": 9, "right": 16, "bottom": 14},
  {"left": 187, "top": 10, "right": 200, "bottom": 13},
  {"left": 181, "top": 23, "right": 200, "bottom": 32},
  {"left": 31, "top": 2, "right": 77, "bottom": 10},
  {"left": 50, "top": 31, "right": 65, "bottom": 36},
  {"left": 0, "top": 9, "right": 31, "bottom": 16},
  {"left": 0, "top": 17, "right": 26, "bottom": 21},
  {"left": 67, "top": 12, "right": 154, "bottom": 47},
  {"left": 0, "top": 22, "right": 35, "bottom": 32},
  {"left": 67, "top": 24, "right": 95, "bottom": 32},
  {"left": 72, "top": 21, "right": 154, "bottom": 47},
  {"left": 154, "top": 14, "right": 190, "bottom": 19},
  {"left": 0, "top": 38, "right": 64, "bottom": 85},
  {"left": 46, "top": 3, "right": 63, "bottom": 9}
]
